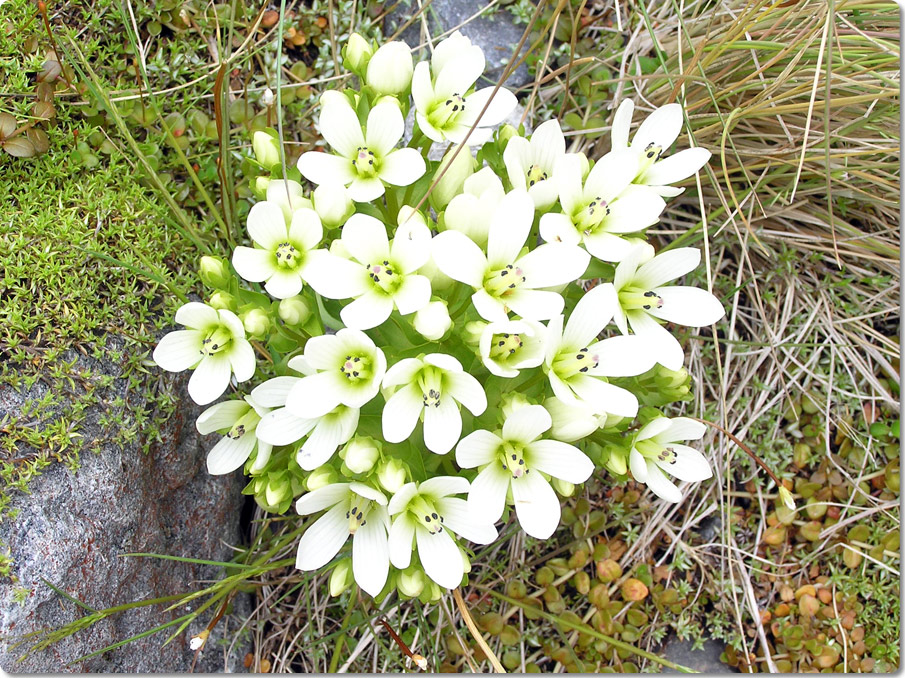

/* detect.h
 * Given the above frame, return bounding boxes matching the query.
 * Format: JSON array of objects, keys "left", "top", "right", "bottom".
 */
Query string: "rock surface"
[
  {"left": 0, "top": 337, "right": 250, "bottom": 673},
  {"left": 386, "top": 0, "right": 533, "bottom": 89},
  {"left": 659, "top": 636, "right": 733, "bottom": 674}
]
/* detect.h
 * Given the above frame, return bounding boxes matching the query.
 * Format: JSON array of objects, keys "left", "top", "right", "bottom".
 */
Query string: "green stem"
[{"left": 328, "top": 590, "right": 358, "bottom": 672}]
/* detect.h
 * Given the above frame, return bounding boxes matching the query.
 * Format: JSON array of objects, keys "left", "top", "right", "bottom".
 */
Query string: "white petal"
[
  {"left": 247, "top": 201, "right": 289, "bottom": 250},
  {"left": 423, "top": 396, "right": 462, "bottom": 455},
  {"left": 320, "top": 98, "right": 365, "bottom": 157},
  {"left": 390, "top": 223, "right": 432, "bottom": 273},
  {"left": 434, "top": 45, "right": 484, "bottom": 96},
  {"left": 416, "top": 527, "right": 463, "bottom": 588},
  {"left": 431, "top": 230, "right": 487, "bottom": 287},
  {"left": 379, "top": 148, "right": 426, "bottom": 187},
  {"left": 383, "top": 358, "right": 423, "bottom": 389},
  {"left": 518, "top": 243, "right": 589, "bottom": 289},
  {"left": 467, "top": 464, "right": 509, "bottom": 524},
  {"left": 296, "top": 483, "right": 350, "bottom": 515},
  {"left": 455, "top": 430, "right": 502, "bottom": 468},
  {"left": 662, "top": 417, "right": 707, "bottom": 443},
  {"left": 393, "top": 275, "right": 431, "bottom": 315},
  {"left": 583, "top": 232, "right": 634, "bottom": 263},
  {"left": 350, "top": 482, "right": 388, "bottom": 505},
  {"left": 298, "top": 414, "right": 346, "bottom": 470},
  {"left": 286, "top": 372, "right": 345, "bottom": 419},
  {"left": 411, "top": 61, "right": 434, "bottom": 114},
  {"left": 504, "top": 289, "right": 564, "bottom": 321},
  {"left": 562, "top": 282, "right": 616, "bottom": 349},
  {"left": 217, "top": 309, "right": 245, "bottom": 338},
  {"left": 613, "top": 242, "right": 653, "bottom": 291},
  {"left": 304, "top": 334, "right": 347, "bottom": 371},
  {"left": 487, "top": 190, "right": 534, "bottom": 268},
  {"left": 446, "top": 372, "right": 486, "bottom": 415},
  {"left": 255, "top": 407, "right": 316, "bottom": 445},
  {"left": 287, "top": 355, "right": 316, "bottom": 375},
  {"left": 544, "top": 314, "right": 565, "bottom": 366},
  {"left": 569, "top": 375, "right": 638, "bottom": 418},
  {"left": 197, "top": 400, "right": 250, "bottom": 434},
  {"left": 472, "top": 288, "right": 509, "bottom": 322},
  {"left": 341, "top": 290, "right": 394, "bottom": 330},
  {"left": 634, "top": 248, "right": 701, "bottom": 289},
  {"left": 631, "top": 103, "right": 683, "bottom": 152},
  {"left": 642, "top": 463, "right": 684, "bottom": 503},
  {"left": 205, "top": 433, "right": 256, "bottom": 474},
  {"left": 251, "top": 376, "right": 300, "bottom": 408},
  {"left": 459, "top": 87, "right": 517, "bottom": 129},
  {"left": 641, "top": 147, "right": 711, "bottom": 186},
  {"left": 531, "top": 119, "right": 566, "bottom": 173},
  {"left": 188, "top": 353, "right": 232, "bottom": 405},
  {"left": 348, "top": 177, "right": 386, "bottom": 202},
  {"left": 511, "top": 471, "right": 560, "bottom": 540},
  {"left": 264, "top": 269, "right": 303, "bottom": 299},
  {"left": 420, "top": 475, "right": 470, "bottom": 499},
  {"left": 588, "top": 334, "right": 656, "bottom": 378},
  {"left": 289, "top": 208, "right": 324, "bottom": 251},
  {"left": 649, "top": 286, "right": 725, "bottom": 326},
  {"left": 611, "top": 99, "right": 634, "bottom": 150},
  {"left": 304, "top": 254, "right": 369, "bottom": 299},
  {"left": 249, "top": 441, "right": 272, "bottom": 473},
  {"left": 296, "top": 503, "right": 350, "bottom": 570},
  {"left": 424, "top": 351, "right": 463, "bottom": 374},
  {"left": 232, "top": 247, "right": 273, "bottom": 283},
  {"left": 503, "top": 136, "right": 530, "bottom": 191},
  {"left": 502, "top": 404, "right": 552, "bottom": 444},
  {"left": 528, "top": 179, "right": 560, "bottom": 211},
  {"left": 342, "top": 213, "right": 390, "bottom": 264},
  {"left": 626, "top": 310, "right": 685, "bottom": 371},
  {"left": 554, "top": 154, "right": 585, "bottom": 215},
  {"left": 436, "top": 497, "right": 497, "bottom": 544},
  {"left": 602, "top": 186, "right": 666, "bottom": 233},
  {"left": 298, "top": 152, "right": 356, "bottom": 186},
  {"left": 227, "top": 339, "right": 256, "bottom": 382},
  {"left": 365, "top": 103, "right": 404, "bottom": 156},
  {"left": 584, "top": 148, "right": 637, "bottom": 202},
  {"left": 629, "top": 448, "right": 649, "bottom": 482},
  {"left": 388, "top": 482, "right": 419, "bottom": 515},
  {"left": 388, "top": 515, "right": 415, "bottom": 569},
  {"left": 175, "top": 302, "right": 218, "bottom": 330},
  {"left": 526, "top": 440, "right": 594, "bottom": 484},
  {"left": 636, "top": 416, "right": 674, "bottom": 442},
  {"left": 352, "top": 515, "right": 390, "bottom": 596},
  {"left": 153, "top": 330, "right": 202, "bottom": 372},
  {"left": 416, "top": 111, "right": 445, "bottom": 143},
  {"left": 382, "top": 383, "right": 424, "bottom": 443},
  {"left": 658, "top": 444, "right": 713, "bottom": 482}
]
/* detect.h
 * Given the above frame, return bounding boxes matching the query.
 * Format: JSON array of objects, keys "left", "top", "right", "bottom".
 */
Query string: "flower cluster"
[{"left": 153, "top": 32, "right": 724, "bottom": 601}]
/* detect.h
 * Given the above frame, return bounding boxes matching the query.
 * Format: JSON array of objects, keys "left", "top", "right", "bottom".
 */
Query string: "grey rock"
[
  {"left": 386, "top": 0, "right": 533, "bottom": 90},
  {"left": 0, "top": 336, "right": 251, "bottom": 673},
  {"left": 659, "top": 636, "right": 734, "bottom": 674}
]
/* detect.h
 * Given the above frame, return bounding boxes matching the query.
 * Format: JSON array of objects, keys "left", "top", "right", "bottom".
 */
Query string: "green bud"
[
  {"left": 413, "top": 300, "right": 452, "bottom": 340},
  {"left": 604, "top": 445, "right": 628, "bottom": 476},
  {"left": 552, "top": 477, "right": 575, "bottom": 497},
  {"left": 199, "top": 255, "right": 231, "bottom": 289},
  {"left": 252, "top": 176, "right": 271, "bottom": 199},
  {"left": 342, "top": 436, "right": 380, "bottom": 474},
  {"left": 376, "top": 457, "right": 407, "bottom": 493},
  {"left": 329, "top": 558, "right": 355, "bottom": 597},
  {"left": 278, "top": 296, "right": 311, "bottom": 325},
  {"left": 252, "top": 129, "right": 281, "bottom": 169},
  {"left": 497, "top": 123, "right": 518, "bottom": 148},
  {"left": 365, "top": 41, "right": 413, "bottom": 96},
  {"left": 343, "top": 33, "right": 373, "bottom": 74},
  {"left": 208, "top": 291, "right": 238, "bottom": 311},
  {"left": 501, "top": 393, "right": 532, "bottom": 419},
  {"left": 463, "top": 320, "right": 486, "bottom": 348},
  {"left": 241, "top": 308, "right": 270, "bottom": 339},
  {"left": 429, "top": 144, "right": 475, "bottom": 212},
  {"left": 306, "top": 465, "right": 338, "bottom": 491},
  {"left": 397, "top": 565, "right": 426, "bottom": 598}
]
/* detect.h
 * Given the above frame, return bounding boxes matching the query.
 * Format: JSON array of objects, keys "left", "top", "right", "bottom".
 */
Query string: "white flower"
[
  {"left": 413, "top": 300, "right": 452, "bottom": 340},
  {"left": 477, "top": 319, "right": 545, "bottom": 378},
  {"left": 153, "top": 302, "right": 255, "bottom": 405},
  {"left": 539, "top": 152, "right": 665, "bottom": 263},
  {"left": 196, "top": 395, "right": 272, "bottom": 475},
  {"left": 544, "top": 283, "right": 655, "bottom": 418},
  {"left": 266, "top": 179, "right": 312, "bottom": 223},
  {"left": 432, "top": 190, "right": 590, "bottom": 322},
  {"left": 295, "top": 482, "right": 391, "bottom": 597},
  {"left": 365, "top": 41, "right": 414, "bottom": 96},
  {"left": 611, "top": 100, "right": 712, "bottom": 196},
  {"left": 252, "top": 358, "right": 361, "bottom": 471},
  {"left": 629, "top": 417, "right": 712, "bottom": 503},
  {"left": 456, "top": 405, "right": 594, "bottom": 539},
  {"left": 411, "top": 31, "right": 517, "bottom": 145},
  {"left": 430, "top": 143, "right": 476, "bottom": 211},
  {"left": 312, "top": 183, "right": 354, "bottom": 228},
  {"left": 441, "top": 166, "right": 505, "bottom": 248},
  {"left": 232, "top": 201, "right": 328, "bottom": 299},
  {"left": 382, "top": 354, "right": 486, "bottom": 454},
  {"left": 298, "top": 96, "right": 425, "bottom": 202},
  {"left": 503, "top": 119, "right": 570, "bottom": 210},
  {"left": 388, "top": 477, "right": 497, "bottom": 589},
  {"left": 543, "top": 397, "right": 605, "bottom": 443},
  {"left": 612, "top": 244, "right": 725, "bottom": 371},
  {"left": 305, "top": 213, "right": 432, "bottom": 330}
]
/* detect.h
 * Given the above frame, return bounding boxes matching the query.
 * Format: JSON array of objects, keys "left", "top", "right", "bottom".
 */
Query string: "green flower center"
[
  {"left": 339, "top": 352, "right": 375, "bottom": 384},
  {"left": 635, "top": 438, "right": 676, "bottom": 465},
  {"left": 489, "top": 332, "right": 522, "bottom": 361},
  {"left": 352, "top": 146, "right": 379, "bottom": 178},
  {"left": 417, "top": 366, "right": 444, "bottom": 409},
  {"left": 552, "top": 346, "right": 600, "bottom": 379},
  {"left": 639, "top": 141, "right": 663, "bottom": 174},
  {"left": 526, "top": 164, "right": 548, "bottom": 187},
  {"left": 428, "top": 93, "right": 465, "bottom": 129},
  {"left": 226, "top": 408, "right": 260, "bottom": 439},
  {"left": 409, "top": 495, "right": 444, "bottom": 534},
  {"left": 618, "top": 285, "right": 663, "bottom": 312},
  {"left": 345, "top": 496, "right": 375, "bottom": 534},
  {"left": 275, "top": 242, "right": 300, "bottom": 269},
  {"left": 366, "top": 259, "right": 402, "bottom": 295},
  {"left": 499, "top": 441, "right": 529, "bottom": 479},
  {"left": 484, "top": 264, "right": 525, "bottom": 298},
  {"left": 200, "top": 325, "right": 233, "bottom": 357},
  {"left": 574, "top": 195, "right": 610, "bottom": 233}
]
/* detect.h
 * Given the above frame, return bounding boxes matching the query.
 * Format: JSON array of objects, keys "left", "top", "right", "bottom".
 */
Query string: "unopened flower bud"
[
  {"left": 397, "top": 566, "right": 425, "bottom": 598},
  {"left": 342, "top": 436, "right": 380, "bottom": 474},
  {"left": 344, "top": 33, "right": 373, "bottom": 74},
  {"left": 251, "top": 175, "right": 271, "bottom": 199},
  {"left": 267, "top": 179, "right": 312, "bottom": 223},
  {"left": 552, "top": 477, "right": 575, "bottom": 497},
  {"left": 262, "top": 87, "right": 275, "bottom": 107},
  {"left": 329, "top": 558, "right": 354, "bottom": 597},
  {"left": 365, "top": 41, "right": 413, "bottom": 96},
  {"left": 497, "top": 123, "right": 518, "bottom": 147},
  {"left": 429, "top": 145, "right": 475, "bottom": 212},
  {"left": 199, "top": 255, "right": 231, "bottom": 289},
  {"left": 241, "top": 308, "right": 270, "bottom": 339},
  {"left": 305, "top": 465, "right": 337, "bottom": 491},
  {"left": 501, "top": 393, "right": 531, "bottom": 419},
  {"left": 313, "top": 183, "right": 354, "bottom": 227},
  {"left": 252, "top": 129, "right": 281, "bottom": 169},
  {"left": 413, "top": 301, "right": 451, "bottom": 340},
  {"left": 778, "top": 486, "right": 796, "bottom": 512},
  {"left": 279, "top": 296, "right": 311, "bottom": 325},
  {"left": 463, "top": 320, "right": 486, "bottom": 347},
  {"left": 264, "top": 471, "right": 292, "bottom": 508},
  {"left": 604, "top": 445, "right": 628, "bottom": 476},
  {"left": 376, "top": 458, "right": 406, "bottom": 493},
  {"left": 545, "top": 397, "right": 601, "bottom": 442},
  {"left": 208, "top": 291, "right": 237, "bottom": 311}
]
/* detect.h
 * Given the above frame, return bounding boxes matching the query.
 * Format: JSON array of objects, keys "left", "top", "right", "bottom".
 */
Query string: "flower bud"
[
  {"left": 305, "top": 465, "right": 338, "bottom": 491},
  {"left": 279, "top": 296, "right": 311, "bottom": 326},
  {"left": 342, "top": 436, "right": 380, "bottom": 474},
  {"left": 365, "top": 41, "right": 413, "bottom": 96},
  {"left": 463, "top": 320, "right": 486, "bottom": 348},
  {"left": 261, "top": 87, "right": 275, "bottom": 107},
  {"left": 545, "top": 397, "right": 601, "bottom": 442},
  {"left": 241, "top": 308, "right": 270, "bottom": 339},
  {"left": 264, "top": 471, "right": 292, "bottom": 508},
  {"left": 329, "top": 558, "right": 355, "bottom": 597},
  {"left": 497, "top": 123, "right": 519, "bottom": 148},
  {"left": 429, "top": 145, "right": 475, "bottom": 212},
  {"left": 343, "top": 33, "right": 373, "bottom": 74},
  {"left": 208, "top": 291, "right": 237, "bottom": 311},
  {"left": 313, "top": 183, "right": 354, "bottom": 227},
  {"left": 266, "top": 179, "right": 312, "bottom": 223},
  {"left": 251, "top": 175, "right": 271, "bottom": 199},
  {"left": 199, "top": 255, "right": 231, "bottom": 289},
  {"left": 413, "top": 301, "right": 451, "bottom": 340},
  {"left": 501, "top": 393, "right": 531, "bottom": 419},
  {"left": 397, "top": 565, "right": 425, "bottom": 598},
  {"left": 552, "top": 477, "right": 575, "bottom": 497},
  {"left": 252, "top": 129, "right": 281, "bottom": 169},
  {"left": 604, "top": 445, "right": 628, "bottom": 476},
  {"left": 376, "top": 457, "right": 407, "bottom": 493},
  {"left": 778, "top": 486, "right": 796, "bottom": 512}
]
